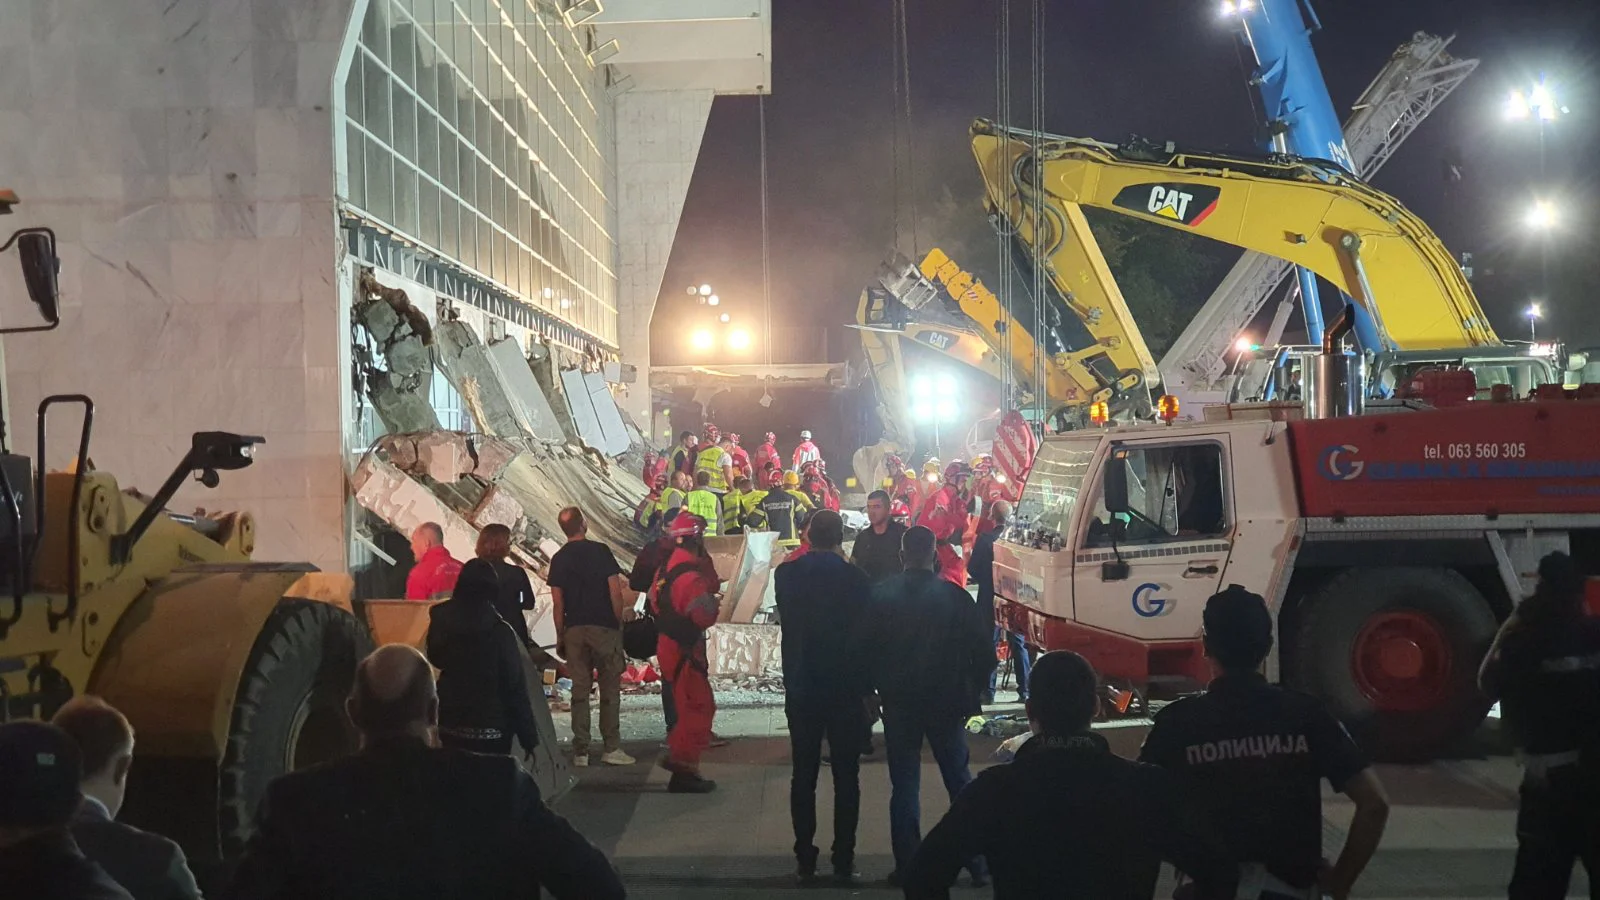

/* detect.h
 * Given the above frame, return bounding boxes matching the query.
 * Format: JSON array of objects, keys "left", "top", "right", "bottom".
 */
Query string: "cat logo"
[{"left": 1111, "top": 182, "right": 1222, "bottom": 228}]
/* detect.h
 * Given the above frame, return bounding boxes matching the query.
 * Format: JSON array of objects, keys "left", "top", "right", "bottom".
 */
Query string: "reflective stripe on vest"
[
  {"left": 695, "top": 447, "right": 729, "bottom": 491},
  {"left": 686, "top": 489, "right": 722, "bottom": 535}
]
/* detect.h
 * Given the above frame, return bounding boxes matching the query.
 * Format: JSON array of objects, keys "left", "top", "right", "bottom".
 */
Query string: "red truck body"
[{"left": 1288, "top": 399, "right": 1600, "bottom": 519}]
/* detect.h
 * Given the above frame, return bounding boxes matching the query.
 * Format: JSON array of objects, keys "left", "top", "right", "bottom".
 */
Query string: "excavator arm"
[
  {"left": 966, "top": 146, "right": 1162, "bottom": 421},
  {"left": 971, "top": 121, "right": 1499, "bottom": 351}
]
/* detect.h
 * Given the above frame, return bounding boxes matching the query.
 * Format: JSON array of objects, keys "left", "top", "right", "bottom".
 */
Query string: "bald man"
[
  {"left": 225, "top": 645, "right": 623, "bottom": 900},
  {"left": 406, "top": 523, "right": 463, "bottom": 601}
]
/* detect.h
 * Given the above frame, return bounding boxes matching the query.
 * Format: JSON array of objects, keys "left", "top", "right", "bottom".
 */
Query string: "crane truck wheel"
[
  {"left": 217, "top": 600, "right": 373, "bottom": 857},
  {"left": 1286, "top": 567, "right": 1496, "bottom": 762}
]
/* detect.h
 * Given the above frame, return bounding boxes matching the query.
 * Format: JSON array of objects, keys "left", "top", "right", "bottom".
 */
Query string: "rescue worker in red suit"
[
  {"left": 727, "top": 433, "right": 752, "bottom": 481},
  {"left": 405, "top": 522, "right": 463, "bottom": 600},
  {"left": 642, "top": 449, "right": 668, "bottom": 489},
  {"left": 791, "top": 430, "right": 821, "bottom": 472},
  {"left": 753, "top": 432, "right": 780, "bottom": 480},
  {"left": 652, "top": 514, "right": 722, "bottom": 793},
  {"left": 909, "top": 459, "right": 942, "bottom": 524},
  {"left": 916, "top": 461, "right": 974, "bottom": 588}
]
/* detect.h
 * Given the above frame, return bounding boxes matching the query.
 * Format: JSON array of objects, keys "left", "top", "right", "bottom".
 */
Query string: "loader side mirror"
[
  {"left": 18, "top": 231, "right": 59, "bottom": 325},
  {"left": 1, "top": 227, "right": 61, "bottom": 334},
  {"left": 1103, "top": 451, "right": 1131, "bottom": 515}
]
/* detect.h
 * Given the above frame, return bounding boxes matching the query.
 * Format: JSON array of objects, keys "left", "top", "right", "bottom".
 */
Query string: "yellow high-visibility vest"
[{"left": 695, "top": 446, "right": 730, "bottom": 491}]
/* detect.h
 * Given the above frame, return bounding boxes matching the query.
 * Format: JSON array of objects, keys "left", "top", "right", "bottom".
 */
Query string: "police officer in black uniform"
[
  {"left": 1140, "top": 585, "right": 1391, "bottom": 900},
  {"left": 902, "top": 650, "right": 1233, "bottom": 899},
  {"left": 1479, "top": 551, "right": 1600, "bottom": 898}
]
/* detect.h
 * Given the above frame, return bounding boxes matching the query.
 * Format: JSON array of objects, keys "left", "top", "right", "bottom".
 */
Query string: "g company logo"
[
  {"left": 1132, "top": 582, "right": 1171, "bottom": 618},
  {"left": 1319, "top": 444, "right": 1365, "bottom": 481}
]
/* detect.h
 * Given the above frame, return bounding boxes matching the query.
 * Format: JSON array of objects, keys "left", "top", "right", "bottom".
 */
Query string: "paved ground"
[{"left": 548, "top": 691, "right": 1591, "bottom": 899}]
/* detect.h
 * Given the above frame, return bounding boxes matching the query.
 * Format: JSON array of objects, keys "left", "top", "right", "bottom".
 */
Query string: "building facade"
[{"left": 0, "top": 0, "right": 768, "bottom": 573}]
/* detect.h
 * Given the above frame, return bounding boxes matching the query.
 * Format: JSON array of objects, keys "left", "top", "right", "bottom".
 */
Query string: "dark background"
[{"left": 651, "top": 0, "right": 1599, "bottom": 371}]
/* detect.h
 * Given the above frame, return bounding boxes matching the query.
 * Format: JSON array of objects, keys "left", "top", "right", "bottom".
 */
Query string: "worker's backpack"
[{"left": 653, "top": 562, "right": 709, "bottom": 648}]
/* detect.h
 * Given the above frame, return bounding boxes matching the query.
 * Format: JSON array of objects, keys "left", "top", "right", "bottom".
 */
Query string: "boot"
[{"left": 667, "top": 771, "right": 717, "bottom": 793}]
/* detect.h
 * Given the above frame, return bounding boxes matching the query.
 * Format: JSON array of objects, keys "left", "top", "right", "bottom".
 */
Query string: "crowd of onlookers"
[{"left": 5, "top": 470, "right": 1597, "bottom": 899}]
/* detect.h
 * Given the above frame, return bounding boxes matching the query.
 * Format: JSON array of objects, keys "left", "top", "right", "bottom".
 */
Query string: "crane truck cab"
[
  {"left": 1226, "top": 346, "right": 1563, "bottom": 406},
  {"left": 995, "top": 387, "right": 1600, "bottom": 761}
]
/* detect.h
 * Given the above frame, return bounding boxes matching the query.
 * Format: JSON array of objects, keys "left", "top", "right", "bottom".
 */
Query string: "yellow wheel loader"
[{"left": 0, "top": 196, "right": 372, "bottom": 873}]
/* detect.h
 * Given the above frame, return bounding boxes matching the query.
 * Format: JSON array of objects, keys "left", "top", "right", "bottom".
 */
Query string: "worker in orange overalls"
[
  {"left": 651, "top": 513, "right": 722, "bottom": 793},
  {"left": 916, "top": 461, "right": 974, "bottom": 588}
]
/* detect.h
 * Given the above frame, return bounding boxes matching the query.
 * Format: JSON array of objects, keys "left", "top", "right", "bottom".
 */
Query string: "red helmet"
[
  {"left": 704, "top": 423, "right": 720, "bottom": 438},
  {"left": 885, "top": 454, "right": 905, "bottom": 473},
  {"left": 971, "top": 453, "right": 993, "bottom": 474},
  {"left": 764, "top": 431, "right": 776, "bottom": 443},
  {"left": 765, "top": 468, "right": 784, "bottom": 487},
  {"left": 653, "top": 473, "right": 668, "bottom": 488},
  {"left": 666, "top": 514, "right": 708, "bottom": 538},
  {"left": 944, "top": 461, "right": 973, "bottom": 483},
  {"left": 728, "top": 432, "right": 741, "bottom": 444}
]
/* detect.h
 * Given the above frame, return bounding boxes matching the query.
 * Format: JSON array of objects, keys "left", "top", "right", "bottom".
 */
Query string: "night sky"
[{"left": 652, "top": 0, "right": 1599, "bottom": 368}]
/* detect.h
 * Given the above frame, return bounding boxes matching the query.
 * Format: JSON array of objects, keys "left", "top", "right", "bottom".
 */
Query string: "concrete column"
[
  {"left": 0, "top": 0, "right": 355, "bottom": 573},
  {"left": 613, "top": 88, "right": 714, "bottom": 427}
]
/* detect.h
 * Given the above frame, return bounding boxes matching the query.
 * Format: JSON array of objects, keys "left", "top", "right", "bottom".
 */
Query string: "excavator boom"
[{"left": 971, "top": 122, "right": 1499, "bottom": 351}]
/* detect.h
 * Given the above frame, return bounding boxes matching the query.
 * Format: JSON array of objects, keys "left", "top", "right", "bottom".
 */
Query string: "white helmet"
[{"left": 800, "top": 430, "right": 812, "bottom": 440}]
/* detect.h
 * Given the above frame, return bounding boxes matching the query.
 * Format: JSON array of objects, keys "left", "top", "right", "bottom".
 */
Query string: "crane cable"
[
  {"left": 760, "top": 93, "right": 772, "bottom": 366},
  {"left": 1030, "top": 0, "right": 1046, "bottom": 427},
  {"left": 890, "top": 0, "right": 902, "bottom": 256},
  {"left": 995, "top": 0, "right": 1014, "bottom": 406},
  {"left": 896, "top": 0, "right": 920, "bottom": 257}
]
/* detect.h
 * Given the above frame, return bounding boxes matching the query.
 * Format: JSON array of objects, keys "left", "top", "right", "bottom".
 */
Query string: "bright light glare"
[
  {"left": 718, "top": 312, "right": 731, "bottom": 323},
  {"left": 1526, "top": 200, "right": 1556, "bottom": 231},
  {"left": 699, "top": 283, "right": 713, "bottom": 296},
  {"left": 728, "top": 329, "right": 751, "bottom": 351},
  {"left": 1219, "top": 0, "right": 1236, "bottom": 15},
  {"left": 935, "top": 374, "right": 957, "bottom": 395},
  {"left": 927, "top": 472, "right": 940, "bottom": 483},
  {"left": 934, "top": 399, "right": 957, "bottom": 420},
  {"left": 707, "top": 294, "right": 720, "bottom": 306},
  {"left": 1528, "top": 303, "right": 1542, "bottom": 320},
  {"left": 1235, "top": 336, "right": 1253, "bottom": 353},
  {"left": 911, "top": 376, "right": 933, "bottom": 397},
  {"left": 912, "top": 401, "right": 934, "bottom": 419},
  {"left": 691, "top": 329, "right": 714, "bottom": 351},
  {"left": 994, "top": 473, "right": 1009, "bottom": 484},
  {"left": 1507, "top": 90, "right": 1530, "bottom": 120}
]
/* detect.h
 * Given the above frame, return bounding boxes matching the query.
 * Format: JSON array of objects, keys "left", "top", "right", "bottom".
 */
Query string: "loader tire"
[
  {"left": 1286, "top": 566, "right": 1495, "bottom": 763},
  {"left": 217, "top": 600, "right": 372, "bottom": 857}
]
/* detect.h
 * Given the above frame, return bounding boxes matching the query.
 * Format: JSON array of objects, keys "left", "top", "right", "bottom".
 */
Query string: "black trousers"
[
  {"left": 1509, "top": 772, "right": 1600, "bottom": 899},
  {"left": 787, "top": 700, "right": 865, "bottom": 872}
]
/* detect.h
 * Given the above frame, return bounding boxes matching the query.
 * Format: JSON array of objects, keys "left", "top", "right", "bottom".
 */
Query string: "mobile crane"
[{"left": 1165, "top": 25, "right": 1482, "bottom": 403}]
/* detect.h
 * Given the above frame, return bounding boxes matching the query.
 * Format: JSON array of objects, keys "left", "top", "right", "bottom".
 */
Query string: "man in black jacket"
[
  {"left": 225, "top": 644, "right": 623, "bottom": 900},
  {"left": 0, "top": 721, "right": 132, "bottom": 900},
  {"left": 863, "top": 526, "right": 996, "bottom": 887},
  {"left": 51, "top": 697, "right": 202, "bottom": 900},
  {"left": 903, "top": 651, "right": 1233, "bottom": 899},
  {"left": 773, "top": 510, "right": 874, "bottom": 886},
  {"left": 849, "top": 490, "right": 906, "bottom": 583}
]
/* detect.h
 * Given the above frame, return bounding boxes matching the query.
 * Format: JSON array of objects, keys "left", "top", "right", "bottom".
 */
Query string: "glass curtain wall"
[{"left": 342, "top": 0, "right": 619, "bottom": 345}]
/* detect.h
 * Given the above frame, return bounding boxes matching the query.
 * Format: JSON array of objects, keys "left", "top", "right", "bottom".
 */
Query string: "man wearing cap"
[
  {"left": 1479, "top": 551, "right": 1600, "bottom": 897},
  {"left": 0, "top": 720, "right": 133, "bottom": 899},
  {"left": 791, "top": 429, "right": 821, "bottom": 472},
  {"left": 1140, "top": 586, "right": 1390, "bottom": 900},
  {"left": 653, "top": 514, "right": 723, "bottom": 793}
]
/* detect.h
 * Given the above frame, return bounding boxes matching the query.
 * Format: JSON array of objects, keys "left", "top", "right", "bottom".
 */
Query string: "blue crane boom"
[{"left": 1230, "top": 0, "right": 1384, "bottom": 352}]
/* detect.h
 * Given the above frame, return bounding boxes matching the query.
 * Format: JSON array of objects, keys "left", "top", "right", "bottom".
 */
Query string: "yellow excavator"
[
  {"left": 970, "top": 122, "right": 1502, "bottom": 354},
  {"left": 0, "top": 193, "right": 372, "bottom": 874}
]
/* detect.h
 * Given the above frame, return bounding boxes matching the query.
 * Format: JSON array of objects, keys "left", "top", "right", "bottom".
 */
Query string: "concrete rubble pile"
[{"left": 348, "top": 269, "right": 782, "bottom": 670}]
